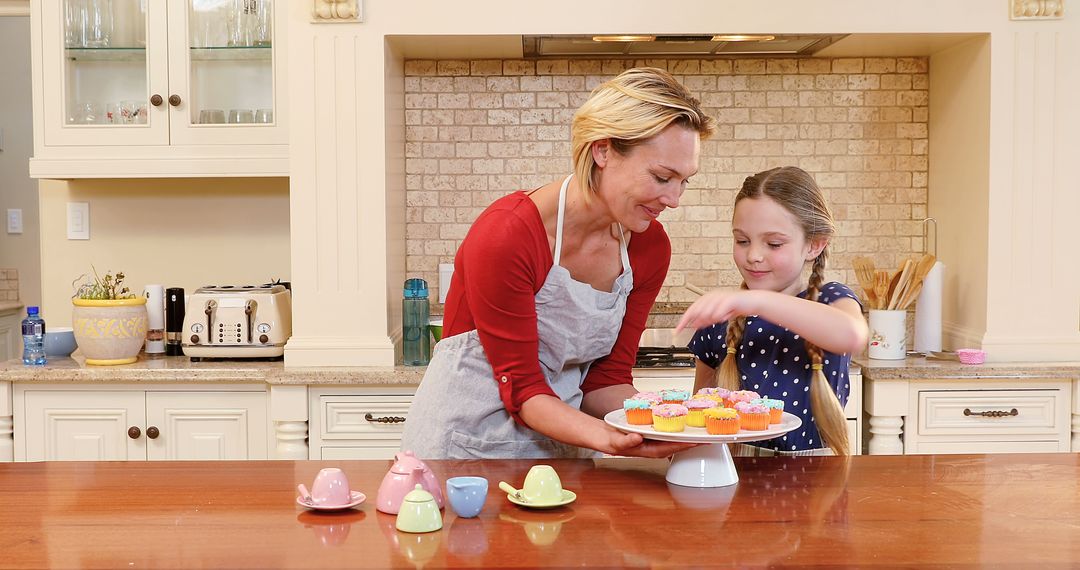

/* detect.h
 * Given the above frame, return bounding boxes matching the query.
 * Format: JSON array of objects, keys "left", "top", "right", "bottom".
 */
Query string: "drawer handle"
[
  {"left": 963, "top": 408, "right": 1018, "bottom": 418},
  {"left": 365, "top": 413, "right": 406, "bottom": 424}
]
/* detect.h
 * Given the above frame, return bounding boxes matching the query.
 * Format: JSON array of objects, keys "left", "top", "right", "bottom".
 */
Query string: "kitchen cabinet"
[
  {"left": 308, "top": 386, "right": 415, "bottom": 460},
  {"left": 30, "top": 0, "right": 288, "bottom": 178},
  {"left": 15, "top": 384, "right": 269, "bottom": 461},
  {"left": 0, "top": 311, "right": 20, "bottom": 364}
]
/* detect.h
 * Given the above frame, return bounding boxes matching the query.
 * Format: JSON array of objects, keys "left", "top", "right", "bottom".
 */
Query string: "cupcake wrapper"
[
  {"left": 738, "top": 411, "right": 771, "bottom": 431},
  {"left": 685, "top": 409, "right": 706, "bottom": 427},
  {"left": 626, "top": 407, "right": 653, "bottom": 425},
  {"left": 705, "top": 416, "right": 740, "bottom": 435},
  {"left": 653, "top": 415, "right": 686, "bottom": 433},
  {"left": 768, "top": 408, "right": 783, "bottom": 424}
]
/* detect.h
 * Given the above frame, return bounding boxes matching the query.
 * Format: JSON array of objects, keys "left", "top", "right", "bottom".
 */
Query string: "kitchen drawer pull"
[
  {"left": 365, "top": 413, "right": 406, "bottom": 424},
  {"left": 963, "top": 408, "right": 1019, "bottom": 418}
]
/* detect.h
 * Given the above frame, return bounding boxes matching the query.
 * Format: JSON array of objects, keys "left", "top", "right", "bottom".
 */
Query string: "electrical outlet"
[
  {"left": 6, "top": 209, "right": 21, "bottom": 234},
  {"left": 67, "top": 202, "right": 90, "bottom": 240}
]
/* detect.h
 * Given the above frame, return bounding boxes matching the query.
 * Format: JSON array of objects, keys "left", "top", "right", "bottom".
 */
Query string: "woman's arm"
[
  {"left": 521, "top": 394, "right": 696, "bottom": 458},
  {"left": 677, "top": 289, "right": 867, "bottom": 355}
]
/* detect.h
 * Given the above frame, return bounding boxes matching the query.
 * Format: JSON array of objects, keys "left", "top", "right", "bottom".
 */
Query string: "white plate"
[
  {"left": 296, "top": 491, "right": 366, "bottom": 511},
  {"left": 603, "top": 410, "right": 802, "bottom": 444}
]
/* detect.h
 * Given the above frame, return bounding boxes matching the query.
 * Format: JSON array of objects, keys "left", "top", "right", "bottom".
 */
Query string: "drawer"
[
  {"left": 318, "top": 395, "right": 412, "bottom": 441},
  {"left": 918, "top": 389, "right": 1062, "bottom": 436}
]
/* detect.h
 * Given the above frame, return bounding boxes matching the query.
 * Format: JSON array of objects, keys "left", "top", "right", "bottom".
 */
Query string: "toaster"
[{"left": 182, "top": 284, "right": 292, "bottom": 359}]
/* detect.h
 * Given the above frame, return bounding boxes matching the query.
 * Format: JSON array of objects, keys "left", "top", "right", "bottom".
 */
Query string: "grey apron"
[{"left": 401, "top": 174, "right": 634, "bottom": 459}]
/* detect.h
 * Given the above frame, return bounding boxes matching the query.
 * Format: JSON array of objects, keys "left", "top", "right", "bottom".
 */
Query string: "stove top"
[{"left": 634, "top": 346, "right": 695, "bottom": 368}]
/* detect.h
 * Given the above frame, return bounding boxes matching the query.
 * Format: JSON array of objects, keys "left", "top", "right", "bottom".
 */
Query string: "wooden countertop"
[{"left": 1, "top": 454, "right": 1077, "bottom": 568}]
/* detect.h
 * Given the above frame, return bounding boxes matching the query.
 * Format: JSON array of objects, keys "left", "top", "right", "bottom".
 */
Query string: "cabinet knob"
[
  {"left": 147, "top": 426, "right": 160, "bottom": 439},
  {"left": 168, "top": 95, "right": 182, "bottom": 107},
  {"left": 150, "top": 94, "right": 163, "bottom": 107},
  {"left": 127, "top": 426, "right": 141, "bottom": 439}
]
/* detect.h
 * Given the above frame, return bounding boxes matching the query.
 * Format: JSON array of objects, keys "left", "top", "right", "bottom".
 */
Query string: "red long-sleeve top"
[{"left": 442, "top": 191, "right": 671, "bottom": 424}]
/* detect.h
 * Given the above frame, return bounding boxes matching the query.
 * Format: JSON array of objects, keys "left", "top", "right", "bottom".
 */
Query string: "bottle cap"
[
  {"left": 27, "top": 306, "right": 39, "bottom": 315},
  {"left": 403, "top": 278, "right": 429, "bottom": 299}
]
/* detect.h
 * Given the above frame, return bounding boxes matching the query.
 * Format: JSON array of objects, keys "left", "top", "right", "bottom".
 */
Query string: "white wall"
[{"left": 0, "top": 16, "right": 40, "bottom": 307}]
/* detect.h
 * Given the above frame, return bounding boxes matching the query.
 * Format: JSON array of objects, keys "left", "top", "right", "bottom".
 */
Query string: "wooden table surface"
[{"left": 1, "top": 453, "right": 1078, "bottom": 568}]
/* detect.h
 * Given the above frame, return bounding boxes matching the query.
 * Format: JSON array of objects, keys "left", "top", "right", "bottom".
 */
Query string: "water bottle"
[
  {"left": 402, "top": 278, "right": 431, "bottom": 366},
  {"left": 21, "top": 306, "right": 46, "bottom": 366}
]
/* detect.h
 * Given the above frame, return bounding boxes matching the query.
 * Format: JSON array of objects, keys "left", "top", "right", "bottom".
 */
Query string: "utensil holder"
[{"left": 868, "top": 309, "right": 906, "bottom": 360}]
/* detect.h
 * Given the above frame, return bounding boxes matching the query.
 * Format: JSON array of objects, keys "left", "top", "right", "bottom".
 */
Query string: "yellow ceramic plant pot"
[{"left": 72, "top": 298, "right": 148, "bottom": 365}]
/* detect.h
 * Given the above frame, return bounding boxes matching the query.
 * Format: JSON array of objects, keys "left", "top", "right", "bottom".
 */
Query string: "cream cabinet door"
[
  {"left": 145, "top": 392, "right": 268, "bottom": 460},
  {"left": 23, "top": 390, "right": 146, "bottom": 461},
  {"left": 0, "top": 313, "right": 19, "bottom": 363}
]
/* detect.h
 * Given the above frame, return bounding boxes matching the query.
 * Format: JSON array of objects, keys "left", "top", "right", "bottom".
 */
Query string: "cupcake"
[
  {"left": 703, "top": 407, "right": 740, "bottom": 435},
  {"left": 752, "top": 397, "right": 785, "bottom": 424},
  {"left": 734, "top": 401, "right": 771, "bottom": 431},
  {"left": 652, "top": 404, "right": 688, "bottom": 433},
  {"left": 695, "top": 387, "right": 731, "bottom": 404},
  {"left": 623, "top": 396, "right": 655, "bottom": 425},
  {"left": 727, "top": 390, "right": 761, "bottom": 407},
  {"left": 684, "top": 398, "right": 718, "bottom": 427},
  {"left": 659, "top": 389, "right": 691, "bottom": 405},
  {"left": 633, "top": 391, "right": 662, "bottom": 405}
]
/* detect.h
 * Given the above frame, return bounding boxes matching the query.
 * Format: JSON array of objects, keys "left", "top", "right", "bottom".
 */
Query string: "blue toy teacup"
[{"left": 446, "top": 476, "right": 488, "bottom": 518}]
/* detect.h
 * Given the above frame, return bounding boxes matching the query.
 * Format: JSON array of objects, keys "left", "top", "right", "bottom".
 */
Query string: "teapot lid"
[
  {"left": 391, "top": 450, "right": 428, "bottom": 474},
  {"left": 402, "top": 484, "right": 434, "bottom": 503}
]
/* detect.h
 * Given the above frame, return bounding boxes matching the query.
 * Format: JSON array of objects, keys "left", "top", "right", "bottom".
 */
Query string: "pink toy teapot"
[{"left": 376, "top": 450, "right": 445, "bottom": 514}]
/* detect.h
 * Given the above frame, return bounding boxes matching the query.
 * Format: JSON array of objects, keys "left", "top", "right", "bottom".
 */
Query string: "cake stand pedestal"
[{"left": 604, "top": 410, "right": 802, "bottom": 488}]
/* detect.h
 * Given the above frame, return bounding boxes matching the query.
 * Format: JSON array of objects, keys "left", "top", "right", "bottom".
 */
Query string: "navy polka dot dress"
[{"left": 688, "top": 282, "right": 861, "bottom": 452}]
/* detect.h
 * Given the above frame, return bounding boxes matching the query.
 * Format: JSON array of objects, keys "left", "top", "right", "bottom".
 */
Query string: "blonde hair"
[
  {"left": 571, "top": 67, "right": 715, "bottom": 201},
  {"left": 716, "top": 166, "right": 850, "bottom": 456}
]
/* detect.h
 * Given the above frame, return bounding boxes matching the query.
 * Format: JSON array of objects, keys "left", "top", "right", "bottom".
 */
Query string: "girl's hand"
[
  {"left": 675, "top": 289, "right": 761, "bottom": 333},
  {"left": 604, "top": 430, "right": 698, "bottom": 458}
]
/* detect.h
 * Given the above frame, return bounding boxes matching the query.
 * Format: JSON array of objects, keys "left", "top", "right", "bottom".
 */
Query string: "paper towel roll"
[
  {"left": 913, "top": 261, "right": 944, "bottom": 353},
  {"left": 144, "top": 284, "right": 165, "bottom": 354}
]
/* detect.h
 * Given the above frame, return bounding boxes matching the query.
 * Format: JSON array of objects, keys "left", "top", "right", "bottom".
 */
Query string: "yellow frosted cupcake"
[
  {"left": 684, "top": 397, "right": 718, "bottom": 427},
  {"left": 704, "top": 407, "right": 740, "bottom": 435},
  {"left": 651, "top": 404, "right": 688, "bottom": 433}
]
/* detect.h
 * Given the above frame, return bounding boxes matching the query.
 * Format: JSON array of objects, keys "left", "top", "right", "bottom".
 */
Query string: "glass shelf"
[{"left": 65, "top": 46, "right": 272, "bottom": 62}]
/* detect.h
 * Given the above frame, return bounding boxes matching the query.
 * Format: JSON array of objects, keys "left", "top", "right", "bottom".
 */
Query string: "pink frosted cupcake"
[
  {"left": 683, "top": 398, "right": 718, "bottom": 427},
  {"left": 727, "top": 390, "right": 761, "bottom": 407},
  {"left": 652, "top": 404, "right": 688, "bottom": 432},
  {"left": 752, "top": 397, "right": 785, "bottom": 424},
  {"left": 734, "top": 401, "right": 771, "bottom": 431}
]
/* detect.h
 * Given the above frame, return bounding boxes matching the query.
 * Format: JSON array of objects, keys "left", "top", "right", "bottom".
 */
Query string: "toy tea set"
[{"left": 295, "top": 450, "right": 576, "bottom": 534}]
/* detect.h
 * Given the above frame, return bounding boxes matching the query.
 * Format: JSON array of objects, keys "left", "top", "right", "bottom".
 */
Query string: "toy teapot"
[{"left": 376, "top": 450, "right": 445, "bottom": 514}]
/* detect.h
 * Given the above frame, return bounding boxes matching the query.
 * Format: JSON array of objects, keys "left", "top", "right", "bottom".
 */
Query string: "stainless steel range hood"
[{"left": 523, "top": 34, "right": 847, "bottom": 58}]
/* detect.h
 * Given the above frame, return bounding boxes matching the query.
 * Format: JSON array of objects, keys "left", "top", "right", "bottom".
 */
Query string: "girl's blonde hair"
[
  {"left": 716, "top": 166, "right": 850, "bottom": 456},
  {"left": 571, "top": 67, "right": 715, "bottom": 201}
]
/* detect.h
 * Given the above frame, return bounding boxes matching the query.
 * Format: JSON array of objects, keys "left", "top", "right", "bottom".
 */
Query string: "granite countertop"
[
  {"left": 0, "top": 302, "right": 24, "bottom": 315},
  {"left": 854, "top": 355, "right": 1080, "bottom": 380},
  {"left": 0, "top": 355, "right": 426, "bottom": 386}
]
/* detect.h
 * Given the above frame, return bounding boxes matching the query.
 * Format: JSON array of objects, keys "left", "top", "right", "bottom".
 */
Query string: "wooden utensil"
[
  {"left": 897, "top": 253, "right": 937, "bottom": 309},
  {"left": 873, "top": 271, "right": 890, "bottom": 310},
  {"left": 852, "top": 257, "right": 877, "bottom": 308},
  {"left": 888, "top": 259, "right": 914, "bottom": 310}
]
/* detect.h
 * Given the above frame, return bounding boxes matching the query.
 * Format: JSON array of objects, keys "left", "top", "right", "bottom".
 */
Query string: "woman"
[{"left": 402, "top": 67, "right": 715, "bottom": 459}]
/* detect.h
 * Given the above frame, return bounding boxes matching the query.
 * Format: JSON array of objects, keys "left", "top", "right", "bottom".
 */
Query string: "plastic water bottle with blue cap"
[
  {"left": 403, "top": 278, "right": 431, "bottom": 366},
  {"left": 21, "top": 306, "right": 46, "bottom": 366}
]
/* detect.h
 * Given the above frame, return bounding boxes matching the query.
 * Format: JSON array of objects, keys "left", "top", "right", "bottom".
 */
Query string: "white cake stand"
[{"left": 604, "top": 410, "right": 802, "bottom": 488}]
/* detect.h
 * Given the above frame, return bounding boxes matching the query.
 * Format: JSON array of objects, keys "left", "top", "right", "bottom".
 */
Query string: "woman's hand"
[
  {"left": 604, "top": 429, "right": 698, "bottom": 458},
  {"left": 675, "top": 289, "right": 760, "bottom": 333}
]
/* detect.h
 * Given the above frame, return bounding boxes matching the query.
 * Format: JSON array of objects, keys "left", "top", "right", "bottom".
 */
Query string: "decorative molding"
[
  {"left": 1011, "top": 0, "right": 1064, "bottom": 19},
  {"left": 0, "top": 0, "right": 30, "bottom": 17},
  {"left": 313, "top": 0, "right": 362, "bottom": 23}
]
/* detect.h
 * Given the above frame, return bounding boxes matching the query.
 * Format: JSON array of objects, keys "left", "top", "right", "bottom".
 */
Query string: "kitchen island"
[{"left": 1, "top": 453, "right": 1077, "bottom": 568}]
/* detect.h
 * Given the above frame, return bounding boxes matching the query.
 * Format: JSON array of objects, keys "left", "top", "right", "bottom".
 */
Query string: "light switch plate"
[
  {"left": 67, "top": 202, "right": 90, "bottom": 240},
  {"left": 6, "top": 208, "right": 21, "bottom": 234}
]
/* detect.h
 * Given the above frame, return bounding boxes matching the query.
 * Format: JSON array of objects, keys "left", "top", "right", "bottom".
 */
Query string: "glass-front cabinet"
[{"left": 31, "top": 0, "right": 288, "bottom": 177}]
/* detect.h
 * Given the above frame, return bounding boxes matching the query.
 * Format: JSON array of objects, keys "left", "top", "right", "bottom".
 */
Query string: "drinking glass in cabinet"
[
  {"left": 198, "top": 109, "right": 226, "bottom": 124},
  {"left": 228, "top": 109, "right": 254, "bottom": 124},
  {"left": 190, "top": 0, "right": 229, "bottom": 48},
  {"left": 254, "top": 108, "right": 273, "bottom": 124}
]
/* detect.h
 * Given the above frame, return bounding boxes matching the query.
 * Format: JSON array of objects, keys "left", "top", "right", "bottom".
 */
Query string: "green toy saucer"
[{"left": 506, "top": 489, "right": 577, "bottom": 509}]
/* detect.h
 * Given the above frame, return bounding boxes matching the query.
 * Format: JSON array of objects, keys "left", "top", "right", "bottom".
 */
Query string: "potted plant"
[{"left": 71, "top": 268, "right": 147, "bottom": 365}]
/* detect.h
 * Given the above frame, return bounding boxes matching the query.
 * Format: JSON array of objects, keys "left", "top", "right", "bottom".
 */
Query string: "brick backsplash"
[
  {"left": 405, "top": 57, "right": 929, "bottom": 303},
  {"left": 0, "top": 269, "right": 19, "bottom": 301}
]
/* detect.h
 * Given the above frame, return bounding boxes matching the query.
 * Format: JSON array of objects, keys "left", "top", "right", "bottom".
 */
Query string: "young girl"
[{"left": 676, "top": 166, "right": 868, "bottom": 456}]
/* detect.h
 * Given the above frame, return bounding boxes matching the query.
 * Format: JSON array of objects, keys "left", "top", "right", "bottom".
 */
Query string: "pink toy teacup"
[
  {"left": 956, "top": 348, "right": 986, "bottom": 365},
  {"left": 303, "top": 468, "right": 353, "bottom": 507}
]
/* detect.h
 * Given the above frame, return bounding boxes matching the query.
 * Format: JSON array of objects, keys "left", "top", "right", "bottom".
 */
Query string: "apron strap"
[{"left": 554, "top": 174, "right": 631, "bottom": 273}]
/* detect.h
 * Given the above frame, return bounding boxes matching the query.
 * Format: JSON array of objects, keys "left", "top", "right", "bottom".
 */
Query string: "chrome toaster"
[{"left": 182, "top": 284, "right": 292, "bottom": 359}]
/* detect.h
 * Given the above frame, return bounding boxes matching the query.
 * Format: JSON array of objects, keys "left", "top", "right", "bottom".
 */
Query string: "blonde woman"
[
  {"left": 402, "top": 68, "right": 715, "bottom": 459},
  {"left": 677, "top": 166, "right": 868, "bottom": 456}
]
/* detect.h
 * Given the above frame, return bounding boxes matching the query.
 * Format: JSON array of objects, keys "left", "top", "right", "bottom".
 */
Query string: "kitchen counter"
[
  {"left": 854, "top": 355, "right": 1080, "bottom": 380},
  {"left": 1, "top": 454, "right": 1078, "bottom": 568},
  {"left": 0, "top": 355, "right": 425, "bottom": 385}
]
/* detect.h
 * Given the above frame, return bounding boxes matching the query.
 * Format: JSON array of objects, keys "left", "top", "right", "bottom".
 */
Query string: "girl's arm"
[
  {"left": 676, "top": 289, "right": 867, "bottom": 355},
  {"left": 520, "top": 394, "right": 696, "bottom": 458},
  {"left": 692, "top": 359, "right": 717, "bottom": 394}
]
